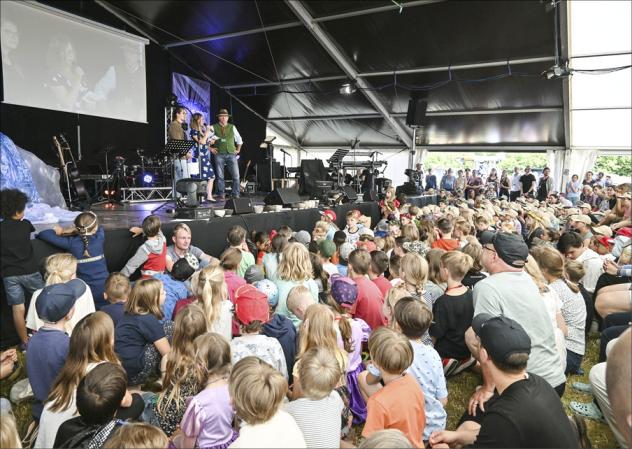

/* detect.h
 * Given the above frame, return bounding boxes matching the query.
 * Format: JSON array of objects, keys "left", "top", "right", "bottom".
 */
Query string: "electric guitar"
[
  {"left": 240, "top": 160, "right": 252, "bottom": 192},
  {"left": 53, "top": 135, "right": 90, "bottom": 208}
]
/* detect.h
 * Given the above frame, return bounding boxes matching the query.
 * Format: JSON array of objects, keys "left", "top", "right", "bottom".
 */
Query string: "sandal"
[
  {"left": 569, "top": 401, "right": 605, "bottom": 423},
  {"left": 571, "top": 382, "right": 592, "bottom": 394}
]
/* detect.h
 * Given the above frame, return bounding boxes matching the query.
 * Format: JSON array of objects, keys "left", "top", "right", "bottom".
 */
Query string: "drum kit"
[{"left": 115, "top": 149, "right": 168, "bottom": 187}]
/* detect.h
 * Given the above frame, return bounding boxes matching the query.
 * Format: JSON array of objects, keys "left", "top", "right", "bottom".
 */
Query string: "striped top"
[{"left": 284, "top": 391, "right": 344, "bottom": 448}]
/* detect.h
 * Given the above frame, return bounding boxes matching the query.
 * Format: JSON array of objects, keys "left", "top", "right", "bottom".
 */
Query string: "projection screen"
[{"left": 1, "top": 1, "right": 148, "bottom": 122}]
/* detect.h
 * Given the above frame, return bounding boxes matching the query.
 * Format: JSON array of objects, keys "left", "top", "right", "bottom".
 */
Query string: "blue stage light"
[{"left": 143, "top": 174, "right": 153, "bottom": 184}]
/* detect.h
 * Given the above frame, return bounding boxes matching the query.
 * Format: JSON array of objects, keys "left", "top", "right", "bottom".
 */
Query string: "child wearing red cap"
[{"left": 230, "top": 285, "right": 288, "bottom": 379}]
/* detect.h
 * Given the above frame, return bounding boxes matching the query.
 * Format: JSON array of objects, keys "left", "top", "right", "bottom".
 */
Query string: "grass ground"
[{"left": 1, "top": 334, "right": 617, "bottom": 448}]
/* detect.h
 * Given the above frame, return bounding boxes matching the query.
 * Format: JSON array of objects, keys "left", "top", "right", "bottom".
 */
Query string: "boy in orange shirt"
[{"left": 359, "top": 327, "right": 426, "bottom": 447}]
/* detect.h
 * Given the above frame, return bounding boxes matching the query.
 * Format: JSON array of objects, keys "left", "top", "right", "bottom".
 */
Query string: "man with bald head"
[{"left": 606, "top": 328, "right": 632, "bottom": 447}]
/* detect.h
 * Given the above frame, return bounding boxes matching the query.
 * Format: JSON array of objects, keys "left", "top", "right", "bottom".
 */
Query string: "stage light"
[
  {"left": 339, "top": 83, "right": 356, "bottom": 95},
  {"left": 143, "top": 174, "right": 153, "bottom": 184}
]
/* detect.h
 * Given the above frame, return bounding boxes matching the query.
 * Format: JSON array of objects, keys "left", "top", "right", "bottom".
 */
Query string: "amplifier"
[{"left": 174, "top": 207, "right": 213, "bottom": 220}]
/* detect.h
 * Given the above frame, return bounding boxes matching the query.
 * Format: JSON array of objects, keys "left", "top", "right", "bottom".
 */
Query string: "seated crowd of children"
[{"left": 0, "top": 181, "right": 631, "bottom": 449}]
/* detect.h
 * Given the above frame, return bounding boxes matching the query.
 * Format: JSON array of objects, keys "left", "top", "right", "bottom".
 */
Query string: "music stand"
[{"left": 152, "top": 139, "right": 196, "bottom": 214}]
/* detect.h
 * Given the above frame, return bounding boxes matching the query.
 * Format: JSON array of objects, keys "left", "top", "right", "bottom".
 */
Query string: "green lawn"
[{"left": 1, "top": 334, "right": 617, "bottom": 448}]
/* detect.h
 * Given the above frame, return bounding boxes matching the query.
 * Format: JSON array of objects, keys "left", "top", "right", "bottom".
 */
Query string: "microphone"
[{"left": 279, "top": 149, "right": 290, "bottom": 156}]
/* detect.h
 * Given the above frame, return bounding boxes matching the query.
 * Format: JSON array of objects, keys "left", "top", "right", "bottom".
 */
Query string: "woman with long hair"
[
  {"left": 499, "top": 169, "right": 510, "bottom": 199},
  {"left": 263, "top": 234, "right": 288, "bottom": 280},
  {"left": 273, "top": 243, "right": 318, "bottom": 326},
  {"left": 35, "top": 312, "right": 142, "bottom": 448},
  {"left": 425, "top": 249, "right": 447, "bottom": 302},
  {"left": 189, "top": 113, "right": 216, "bottom": 202},
  {"left": 531, "top": 247, "right": 586, "bottom": 375}
]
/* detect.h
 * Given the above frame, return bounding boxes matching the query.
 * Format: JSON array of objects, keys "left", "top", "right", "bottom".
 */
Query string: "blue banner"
[{"left": 171, "top": 73, "right": 211, "bottom": 123}]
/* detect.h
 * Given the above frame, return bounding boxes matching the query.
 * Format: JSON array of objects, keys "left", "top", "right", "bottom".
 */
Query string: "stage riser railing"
[{"left": 121, "top": 187, "right": 174, "bottom": 203}]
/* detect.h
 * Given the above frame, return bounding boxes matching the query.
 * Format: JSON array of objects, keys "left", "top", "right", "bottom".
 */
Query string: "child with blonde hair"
[
  {"left": 393, "top": 297, "right": 447, "bottom": 441},
  {"left": 36, "top": 312, "right": 143, "bottom": 448},
  {"left": 430, "top": 251, "right": 476, "bottom": 375},
  {"left": 114, "top": 278, "right": 172, "bottom": 388},
  {"left": 104, "top": 423, "right": 168, "bottom": 449},
  {"left": 382, "top": 283, "right": 408, "bottom": 324},
  {"left": 175, "top": 262, "right": 232, "bottom": 340},
  {"left": 285, "top": 348, "right": 345, "bottom": 448},
  {"left": 26, "top": 253, "right": 95, "bottom": 334},
  {"left": 312, "top": 220, "right": 329, "bottom": 242},
  {"left": 100, "top": 271, "right": 131, "bottom": 325},
  {"left": 358, "top": 327, "right": 426, "bottom": 448},
  {"left": 149, "top": 304, "right": 207, "bottom": 436},
  {"left": 0, "top": 413, "right": 21, "bottom": 449},
  {"left": 176, "top": 333, "right": 235, "bottom": 449},
  {"left": 229, "top": 357, "right": 306, "bottom": 448},
  {"left": 273, "top": 242, "right": 318, "bottom": 327},
  {"left": 37, "top": 210, "right": 109, "bottom": 308}
]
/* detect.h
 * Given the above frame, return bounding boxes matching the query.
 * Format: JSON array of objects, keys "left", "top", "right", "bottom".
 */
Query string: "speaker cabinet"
[
  {"left": 342, "top": 186, "right": 358, "bottom": 203},
  {"left": 225, "top": 197, "right": 254, "bottom": 215},
  {"left": 406, "top": 98, "right": 428, "bottom": 127},
  {"left": 264, "top": 187, "right": 301, "bottom": 206},
  {"left": 363, "top": 190, "right": 377, "bottom": 202}
]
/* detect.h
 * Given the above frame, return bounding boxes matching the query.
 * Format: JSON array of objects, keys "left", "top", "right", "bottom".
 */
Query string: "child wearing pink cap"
[{"left": 328, "top": 274, "right": 371, "bottom": 424}]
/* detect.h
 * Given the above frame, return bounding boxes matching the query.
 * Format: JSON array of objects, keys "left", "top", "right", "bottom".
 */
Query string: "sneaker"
[
  {"left": 569, "top": 401, "right": 605, "bottom": 423},
  {"left": 452, "top": 356, "right": 477, "bottom": 376},
  {"left": 443, "top": 358, "right": 459, "bottom": 377},
  {"left": 572, "top": 382, "right": 592, "bottom": 393}
]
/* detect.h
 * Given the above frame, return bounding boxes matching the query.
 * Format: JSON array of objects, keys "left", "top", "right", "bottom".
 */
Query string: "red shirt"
[
  {"left": 350, "top": 276, "right": 387, "bottom": 330},
  {"left": 431, "top": 238, "right": 460, "bottom": 251},
  {"left": 372, "top": 276, "right": 392, "bottom": 297}
]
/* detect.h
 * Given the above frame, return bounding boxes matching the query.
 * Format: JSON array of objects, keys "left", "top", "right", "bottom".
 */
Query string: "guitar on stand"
[
  {"left": 240, "top": 160, "right": 253, "bottom": 193},
  {"left": 52, "top": 135, "right": 90, "bottom": 210}
]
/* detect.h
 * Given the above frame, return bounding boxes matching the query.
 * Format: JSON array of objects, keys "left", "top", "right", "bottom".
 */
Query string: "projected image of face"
[
  {"left": 62, "top": 42, "right": 76, "bottom": 66},
  {"left": 1, "top": 19, "right": 19, "bottom": 52}
]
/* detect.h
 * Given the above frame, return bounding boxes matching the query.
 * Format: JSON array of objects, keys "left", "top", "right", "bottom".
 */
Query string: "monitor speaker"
[
  {"left": 406, "top": 98, "right": 428, "bottom": 127},
  {"left": 225, "top": 197, "right": 254, "bottom": 215},
  {"left": 264, "top": 187, "right": 301, "bottom": 206},
  {"left": 363, "top": 190, "right": 377, "bottom": 202},
  {"left": 299, "top": 159, "right": 328, "bottom": 197},
  {"left": 342, "top": 186, "right": 358, "bottom": 203}
]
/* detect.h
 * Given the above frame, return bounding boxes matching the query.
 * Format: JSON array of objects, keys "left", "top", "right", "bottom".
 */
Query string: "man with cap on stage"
[
  {"left": 429, "top": 314, "right": 579, "bottom": 448},
  {"left": 209, "top": 108, "right": 244, "bottom": 200},
  {"left": 464, "top": 231, "right": 566, "bottom": 414}
]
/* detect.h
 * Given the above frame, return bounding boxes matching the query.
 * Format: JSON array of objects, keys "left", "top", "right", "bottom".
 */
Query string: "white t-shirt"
[
  {"left": 230, "top": 410, "right": 306, "bottom": 448},
  {"left": 540, "top": 288, "right": 567, "bottom": 373},
  {"left": 34, "top": 362, "right": 100, "bottom": 448},
  {"left": 210, "top": 300, "right": 233, "bottom": 342},
  {"left": 511, "top": 173, "right": 522, "bottom": 192},
  {"left": 26, "top": 279, "right": 96, "bottom": 334},
  {"left": 575, "top": 248, "right": 603, "bottom": 293},
  {"left": 322, "top": 262, "right": 339, "bottom": 277}
]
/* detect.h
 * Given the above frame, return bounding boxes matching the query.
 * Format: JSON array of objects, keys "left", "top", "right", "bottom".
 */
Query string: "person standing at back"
[
  {"left": 509, "top": 167, "right": 522, "bottom": 202},
  {"left": 210, "top": 109, "right": 243, "bottom": 200},
  {"left": 465, "top": 231, "right": 566, "bottom": 415},
  {"left": 519, "top": 166, "right": 537, "bottom": 198}
]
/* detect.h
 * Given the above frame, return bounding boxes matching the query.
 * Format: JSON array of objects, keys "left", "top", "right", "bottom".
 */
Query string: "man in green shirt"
[{"left": 210, "top": 109, "right": 243, "bottom": 199}]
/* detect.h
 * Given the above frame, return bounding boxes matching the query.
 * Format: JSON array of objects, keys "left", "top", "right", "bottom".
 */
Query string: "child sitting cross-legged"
[
  {"left": 358, "top": 327, "right": 426, "bottom": 448},
  {"left": 26, "top": 253, "right": 95, "bottom": 335},
  {"left": 114, "top": 278, "right": 172, "bottom": 389},
  {"left": 285, "top": 348, "right": 345, "bottom": 448},
  {"left": 393, "top": 297, "right": 448, "bottom": 443},
  {"left": 53, "top": 362, "right": 130, "bottom": 448},
  {"left": 429, "top": 251, "right": 477, "bottom": 376},
  {"left": 229, "top": 357, "right": 306, "bottom": 448},
  {"left": 100, "top": 272, "right": 131, "bottom": 325},
  {"left": 174, "top": 333, "right": 236, "bottom": 449}
]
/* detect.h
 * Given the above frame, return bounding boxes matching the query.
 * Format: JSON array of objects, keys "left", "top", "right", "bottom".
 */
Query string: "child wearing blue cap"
[{"left": 26, "top": 279, "right": 83, "bottom": 419}]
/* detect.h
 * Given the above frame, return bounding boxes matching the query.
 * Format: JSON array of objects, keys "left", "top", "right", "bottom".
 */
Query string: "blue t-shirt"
[
  {"left": 407, "top": 340, "right": 448, "bottom": 440},
  {"left": 101, "top": 302, "right": 125, "bottom": 325},
  {"left": 152, "top": 274, "right": 190, "bottom": 321},
  {"left": 26, "top": 328, "right": 70, "bottom": 419},
  {"left": 115, "top": 313, "right": 165, "bottom": 381},
  {"left": 37, "top": 227, "right": 109, "bottom": 308}
]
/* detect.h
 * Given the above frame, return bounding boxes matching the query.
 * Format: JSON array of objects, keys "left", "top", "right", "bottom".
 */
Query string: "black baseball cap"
[
  {"left": 479, "top": 231, "right": 529, "bottom": 268},
  {"left": 472, "top": 314, "right": 531, "bottom": 364},
  {"left": 171, "top": 258, "right": 195, "bottom": 281},
  {"left": 36, "top": 279, "right": 85, "bottom": 322}
]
